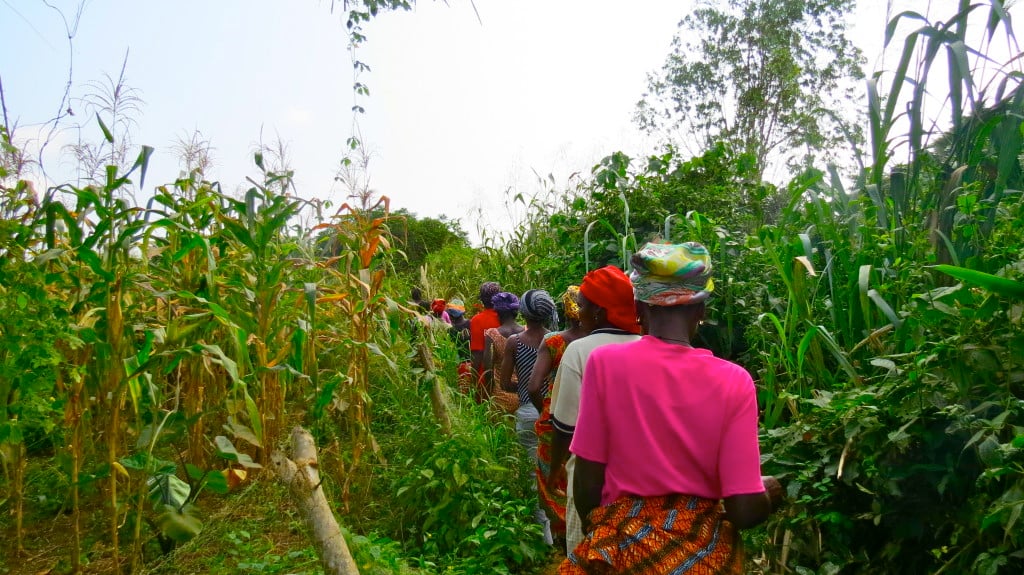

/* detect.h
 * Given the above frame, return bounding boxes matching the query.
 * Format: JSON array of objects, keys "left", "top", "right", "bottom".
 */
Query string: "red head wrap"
[
  {"left": 579, "top": 265, "right": 641, "bottom": 334},
  {"left": 431, "top": 299, "right": 446, "bottom": 314}
]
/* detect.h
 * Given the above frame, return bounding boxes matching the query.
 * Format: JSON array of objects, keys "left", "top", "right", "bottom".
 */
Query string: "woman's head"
[
  {"left": 479, "top": 281, "right": 501, "bottom": 308},
  {"left": 578, "top": 266, "right": 642, "bottom": 334},
  {"left": 561, "top": 285, "right": 581, "bottom": 324},
  {"left": 446, "top": 298, "right": 466, "bottom": 320},
  {"left": 430, "top": 299, "right": 447, "bottom": 316},
  {"left": 520, "top": 289, "right": 556, "bottom": 326},
  {"left": 630, "top": 241, "right": 714, "bottom": 333},
  {"left": 491, "top": 291, "right": 520, "bottom": 322},
  {"left": 630, "top": 241, "right": 714, "bottom": 306}
]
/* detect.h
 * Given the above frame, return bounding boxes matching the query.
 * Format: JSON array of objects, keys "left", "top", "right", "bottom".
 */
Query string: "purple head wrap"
[
  {"left": 479, "top": 281, "right": 501, "bottom": 308},
  {"left": 491, "top": 292, "right": 520, "bottom": 313}
]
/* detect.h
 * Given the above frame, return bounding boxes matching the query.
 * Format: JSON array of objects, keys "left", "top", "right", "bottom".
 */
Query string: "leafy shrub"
[
  {"left": 392, "top": 419, "right": 548, "bottom": 573},
  {"left": 761, "top": 279, "right": 1024, "bottom": 574}
]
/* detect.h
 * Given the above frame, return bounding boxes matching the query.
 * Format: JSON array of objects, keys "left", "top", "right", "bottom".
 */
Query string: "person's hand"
[
  {"left": 762, "top": 475, "right": 785, "bottom": 512},
  {"left": 547, "top": 464, "right": 567, "bottom": 497}
]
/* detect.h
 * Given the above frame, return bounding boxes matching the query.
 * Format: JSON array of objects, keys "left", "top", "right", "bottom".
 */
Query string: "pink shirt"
[{"left": 570, "top": 336, "right": 765, "bottom": 505}]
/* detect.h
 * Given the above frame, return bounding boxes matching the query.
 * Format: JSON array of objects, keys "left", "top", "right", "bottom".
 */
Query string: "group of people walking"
[{"left": 418, "top": 241, "right": 783, "bottom": 574}]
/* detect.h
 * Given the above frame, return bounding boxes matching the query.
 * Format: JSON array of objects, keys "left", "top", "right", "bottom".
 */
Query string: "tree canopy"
[{"left": 636, "top": 0, "right": 864, "bottom": 179}]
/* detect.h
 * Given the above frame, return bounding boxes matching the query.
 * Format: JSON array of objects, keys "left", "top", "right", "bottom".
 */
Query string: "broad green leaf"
[
  {"left": 157, "top": 506, "right": 203, "bottom": 542},
  {"left": 148, "top": 473, "right": 192, "bottom": 508},
  {"left": 934, "top": 265, "right": 1024, "bottom": 299},
  {"left": 214, "top": 435, "right": 261, "bottom": 469}
]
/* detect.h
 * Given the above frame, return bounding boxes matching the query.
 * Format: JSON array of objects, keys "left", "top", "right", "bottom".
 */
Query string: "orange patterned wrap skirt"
[{"left": 558, "top": 494, "right": 743, "bottom": 575}]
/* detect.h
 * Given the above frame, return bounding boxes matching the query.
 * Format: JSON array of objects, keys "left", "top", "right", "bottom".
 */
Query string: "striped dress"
[{"left": 514, "top": 337, "right": 542, "bottom": 405}]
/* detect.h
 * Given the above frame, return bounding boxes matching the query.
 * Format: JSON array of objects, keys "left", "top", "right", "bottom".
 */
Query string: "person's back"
[
  {"left": 575, "top": 336, "right": 762, "bottom": 503},
  {"left": 449, "top": 317, "right": 471, "bottom": 358}
]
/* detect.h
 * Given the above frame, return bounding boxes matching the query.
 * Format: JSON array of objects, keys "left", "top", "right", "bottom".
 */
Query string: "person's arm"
[
  {"left": 527, "top": 344, "right": 553, "bottom": 412},
  {"left": 547, "top": 427, "right": 571, "bottom": 492},
  {"left": 500, "top": 335, "right": 517, "bottom": 392},
  {"left": 719, "top": 370, "right": 780, "bottom": 529},
  {"left": 481, "top": 334, "right": 495, "bottom": 397},
  {"left": 724, "top": 477, "right": 782, "bottom": 529},
  {"left": 573, "top": 456, "right": 606, "bottom": 534},
  {"left": 548, "top": 350, "right": 582, "bottom": 490}
]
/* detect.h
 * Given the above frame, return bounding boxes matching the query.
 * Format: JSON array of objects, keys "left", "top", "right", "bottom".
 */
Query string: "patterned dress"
[
  {"left": 534, "top": 332, "right": 570, "bottom": 538},
  {"left": 483, "top": 327, "right": 520, "bottom": 413}
]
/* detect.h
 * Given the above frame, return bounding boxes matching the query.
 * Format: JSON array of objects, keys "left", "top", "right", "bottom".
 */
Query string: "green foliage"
[
  {"left": 340, "top": 207, "right": 469, "bottom": 277},
  {"left": 637, "top": 0, "right": 865, "bottom": 176},
  {"left": 392, "top": 422, "right": 548, "bottom": 573},
  {"left": 761, "top": 279, "right": 1024, "bottom": 573}
]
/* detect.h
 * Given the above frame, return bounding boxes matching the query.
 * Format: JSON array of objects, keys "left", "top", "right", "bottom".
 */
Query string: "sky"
[{"left": 1, "top": 0, "right": 1020, "bottom": 243}]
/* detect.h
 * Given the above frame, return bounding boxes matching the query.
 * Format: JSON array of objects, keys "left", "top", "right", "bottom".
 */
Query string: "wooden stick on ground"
[{"left": 271, "top": 427, "right": 360, "bottom": 575}]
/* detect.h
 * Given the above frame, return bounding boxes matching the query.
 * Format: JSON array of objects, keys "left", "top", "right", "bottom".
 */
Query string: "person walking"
[
  {"left": 547, "top": 266, "right": 642, "bottom": 555},
  {"left": 560, "top": 242, "right": 783, "bottom": 574},
  {"left": 498, "top": 288, "right": 558, "bottom": 544},
  {"left": 482, "top": 292, "right": 523, "bottom": 412},
  {"left": 469, "top": 281, "right": 502, "bottom": 402},
  {"left": 530, "top": 286, "right": 590, "bottom": 547}
]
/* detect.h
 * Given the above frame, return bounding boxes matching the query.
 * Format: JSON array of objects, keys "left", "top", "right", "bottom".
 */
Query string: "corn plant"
[
  {"left": 214, "top": 157, "right": 307, "bottom": 458},
  {"left": 313, "top": 191, "right": 395, "bottom": 506}
]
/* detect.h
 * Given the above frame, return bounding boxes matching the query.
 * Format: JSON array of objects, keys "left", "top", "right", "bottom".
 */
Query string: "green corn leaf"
[
  {"left": 885, "top": 11, "right": 929, "bottom": 47},
  {"left": 987, "top": 0, "right": 1014, "bottom": 42},
  {"left": 813, "top": 324, "right": 861, "bottom": 385},
  {"left": 133, "top": 145, "right": 155, "bottom": 189},
  {"left": 933, "top": 265, "right": 1024, "bottom": 299},
  {"left": 96, "top": 113, "right": 114, "bottom": 143},
  {"left": 796, "top": 325, "right": 819, "bottom": 377},
  {"left": 77, "top": 247, "right": 115, "bottom": 281},
  {"left": 867, "top": 289, "right": 903, "bottom": 329},
  {"left": 932, "top": 229, "right": 961, "bottom": 267},
  {"left": 243, "top": 390, "right": 263, "bottom": 449}
]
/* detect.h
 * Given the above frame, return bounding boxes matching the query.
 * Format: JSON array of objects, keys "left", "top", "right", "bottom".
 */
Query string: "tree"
[
  {"left": 636, "top": 0, "right": 864, "bottom": 179},
  {"left": 315, "top": 206, "right": 468, "bottom": 276},
  {"left": 388, "top": 209, "right": 469, "bottom": 276}
]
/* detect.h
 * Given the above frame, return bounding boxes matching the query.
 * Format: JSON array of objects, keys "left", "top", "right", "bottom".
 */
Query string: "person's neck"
[
  {"left": 650, "top": 333, "right": 692, "bottom": 347},
  {"left": 646, "top": 316, "right": 695, "bottom": 347}
]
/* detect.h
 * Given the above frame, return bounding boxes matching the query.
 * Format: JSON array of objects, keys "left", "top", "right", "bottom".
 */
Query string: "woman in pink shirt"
[{"left": 560, "top": 242, "right": 783, "bottom": 575}]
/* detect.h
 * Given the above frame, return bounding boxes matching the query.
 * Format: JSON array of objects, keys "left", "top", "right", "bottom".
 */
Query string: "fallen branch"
[{"left": 271, "top": 427, "right": 359, "bottom": 575}]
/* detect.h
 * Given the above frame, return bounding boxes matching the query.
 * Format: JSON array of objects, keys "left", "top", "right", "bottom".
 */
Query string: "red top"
[{"left": 469, "top": 308, "right": 501, "bottom": 351}]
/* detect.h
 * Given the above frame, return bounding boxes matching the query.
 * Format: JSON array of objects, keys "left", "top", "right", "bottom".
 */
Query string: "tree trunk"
[{"left": 271, "top": 427, "right": 359, "bottom": 575}]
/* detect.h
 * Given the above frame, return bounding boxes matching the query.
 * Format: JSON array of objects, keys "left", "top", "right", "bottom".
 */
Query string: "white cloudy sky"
[{"left": 1, "top": 1, "right": 1019, "bottom": 242}]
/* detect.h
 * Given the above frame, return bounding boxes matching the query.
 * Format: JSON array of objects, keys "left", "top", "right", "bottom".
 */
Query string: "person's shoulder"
[
  {"left": 703, "top": 354, "right": 754, "bottom": 388},
  {"left": 592, "top": 336, "right": 643, "bottom": 356},
  {"left": 563, "top": 335, "right": 589, "bottom": 355}
]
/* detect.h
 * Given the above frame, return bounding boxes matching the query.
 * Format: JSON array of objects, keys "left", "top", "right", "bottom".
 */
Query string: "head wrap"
[
  {"left": 580, "top": 266, "right": 641, "bottom": 334},
  {"left": 431, "top": 299, "right": 447, "bottom": 314},
  {"left": 446, "top": 298, "right": 466, "bottom": 319},
  {"left": 491, "top": 292, "right": 520, "bottom": 313},
  {"left": 479, "top": 281, "right": 501, "bottom": 308},
  {"left": 562, "top": 285, "right": 581, "bottom": 321},
  {"left": 630, "top": 241, "right": 714, "bottom": 306},
  {"left": 520, "top": 289, "right": 557, "bottom": 324}
]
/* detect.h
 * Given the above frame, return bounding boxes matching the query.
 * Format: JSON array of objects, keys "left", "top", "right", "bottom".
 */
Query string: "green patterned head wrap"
[{"left": 629, "top": 241, "right": 714, "bottom": 306}]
